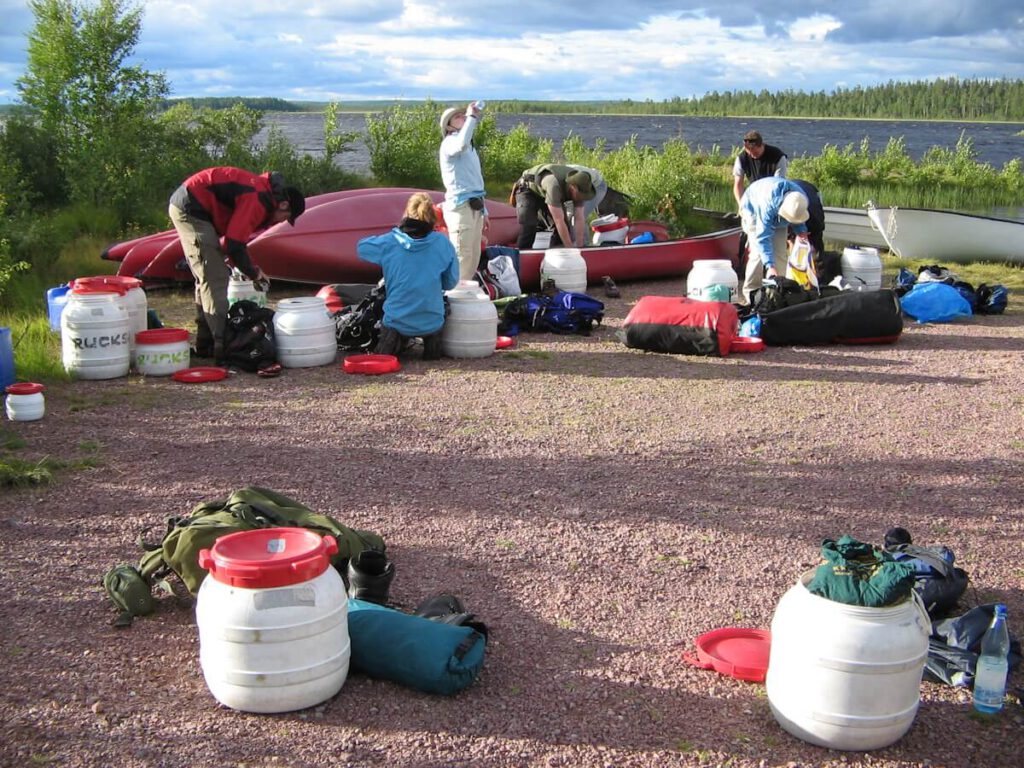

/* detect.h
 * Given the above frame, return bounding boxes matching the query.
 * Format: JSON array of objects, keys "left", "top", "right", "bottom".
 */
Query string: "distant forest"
[{"left": 4, "top": 76, "right": 1022, "bottom": 121}]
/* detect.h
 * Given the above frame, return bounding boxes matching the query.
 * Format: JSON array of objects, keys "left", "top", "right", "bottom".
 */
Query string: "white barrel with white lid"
[
  {"left": 540, "top": 247, "right": 588, "bottom": 293},
  {"left": 134, "top": 328, "right": 190, "bottom": 376},
  {"left": 228, "top": 275, "right": 267, "bottom": 308},
  {"left": 442, "top": 282, "right": 498, "bottom": 359},
  {"left": 5, "top": 382, "right": 45, "bottom": 421},
  {"left": 71, "top": 276, "right": 147, "bottom": 351},
  {"left": 273, "top": 296, "right": 337, "bottom": 368},
  {"left": 841, "top": 247, "right": 883, "bottom": 291},
  {"left": 61, "top": 288, "right": 131, "bottom": 380},
  {"left": 196, "top": 528, "right": 349, "bottom": 713},
  {"left": 766, "top": 571, "right": 930, "bottom": 751},
  {"left": 687, "top": 259, "right": 739, "bottom": 302}
]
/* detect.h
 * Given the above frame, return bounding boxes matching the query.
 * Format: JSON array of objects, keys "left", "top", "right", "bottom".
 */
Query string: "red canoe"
[{"left": 101, "top": 186, "right": 740, "bottom": 288}]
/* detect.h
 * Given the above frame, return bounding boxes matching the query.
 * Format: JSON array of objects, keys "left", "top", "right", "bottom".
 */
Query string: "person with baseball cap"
[
  {"left": 513, "top": 163, "right": 595, "bottom": 250},
  {"left": 737, "top": 176, "right": 810, "bottom": 305},
  {"left": 168, "top": 166, "right": 304, "bottom": 362},
  {"left": 439, "top": 102, "right": 488, "bottom": 282}
]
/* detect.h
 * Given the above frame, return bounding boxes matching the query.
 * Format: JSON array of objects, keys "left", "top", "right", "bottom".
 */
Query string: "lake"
[{"left": 258, "top": 111, "right": 1024, "bottom": 176}]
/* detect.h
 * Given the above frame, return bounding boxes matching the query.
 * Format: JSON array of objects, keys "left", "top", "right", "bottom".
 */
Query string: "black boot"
[
  {"left": 192, "top": 304, "right": 215, "bottom": 358},
  {"left": 346, "top": 550, "right": 394, "bottom": 605}
]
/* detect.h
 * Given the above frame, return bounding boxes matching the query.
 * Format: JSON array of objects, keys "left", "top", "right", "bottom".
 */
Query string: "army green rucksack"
[{"left": 103, "top": 486, "right": 385, "bottom": 625}]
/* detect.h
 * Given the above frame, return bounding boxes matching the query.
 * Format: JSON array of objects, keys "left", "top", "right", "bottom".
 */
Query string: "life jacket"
[{"left": 521, "top": 163, "right": 574, "bottom": 200}]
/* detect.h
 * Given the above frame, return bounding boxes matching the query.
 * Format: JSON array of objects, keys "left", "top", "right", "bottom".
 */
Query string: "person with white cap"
[
  {"left": 737, "top": 176, "right": 810, "bottom": 305},
  {"left": 439, "top": 101, "right": 488, "bottom": 282}
]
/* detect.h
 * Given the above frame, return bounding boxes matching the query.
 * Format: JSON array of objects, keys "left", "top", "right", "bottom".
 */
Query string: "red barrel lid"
[
  {"left": 71, "top": 275, "right": 141, "bottom": 291},
  {"left": 342, "top": 354, "right": 401, "bottom": 375},
  {"left": 136, "top": 327, "right": 189, "bottom": 345},
  {"left": 197, "top": 528, "right": 339, "bottom": 589},
  {"left": 70, "top": 276, "right": 127, "bottom": 296},
  {"left": 6, "top": 382, "right": 45, "bottom": 395}
]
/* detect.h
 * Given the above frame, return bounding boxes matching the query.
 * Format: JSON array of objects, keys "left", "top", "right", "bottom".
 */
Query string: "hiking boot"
[
  {"left": 421, "top": 332, "right": 443, "bottom": 361},
  {"left": 347, "top": 550, "right": 394, "bottom": 605}
]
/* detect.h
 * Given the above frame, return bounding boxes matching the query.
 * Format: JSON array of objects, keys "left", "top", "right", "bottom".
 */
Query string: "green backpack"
[{"left": 104, "top": 486, "right": 386, "bottom": 624}]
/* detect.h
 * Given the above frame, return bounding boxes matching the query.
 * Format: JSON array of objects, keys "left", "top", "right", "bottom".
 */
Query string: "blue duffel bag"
[{"left": 347, "top": 598, "right": 487, "bottom": 695}]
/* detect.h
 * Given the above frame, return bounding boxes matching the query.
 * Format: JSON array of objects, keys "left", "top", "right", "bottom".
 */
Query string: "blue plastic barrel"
[
  {"left": 46, "top": 284, "right": 71, "bottom": 332},
  {"left": 0, "top": 327, "right": 15, "bottom": 389}
]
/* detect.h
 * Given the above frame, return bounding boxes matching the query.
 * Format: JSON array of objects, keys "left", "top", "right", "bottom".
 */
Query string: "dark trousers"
[
  {"left": 374, "top": 326, "right": 443, "bottom": 360},
  {"left": 515, "top": 186, "right": 545, "bottom": 250}
]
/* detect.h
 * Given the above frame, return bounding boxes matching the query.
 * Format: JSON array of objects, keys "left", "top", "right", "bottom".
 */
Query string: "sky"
[{"left": 1, "top": 1, "right": 1022, "bottom": 105}]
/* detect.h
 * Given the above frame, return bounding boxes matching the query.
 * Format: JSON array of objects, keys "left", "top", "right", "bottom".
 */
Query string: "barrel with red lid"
[
  {"left": 5, "top": 381, "right": 45, "bottom": 421},
  {"left": 194, "top": 528, "right": 350, "bottom": 713},
  {"left": 134, "top": 327, "right": 190, "bottom": 376}
]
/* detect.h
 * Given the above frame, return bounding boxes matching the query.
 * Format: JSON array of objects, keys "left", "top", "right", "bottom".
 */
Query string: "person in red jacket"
[{"left": 168, "top": 167, "right": 305, "bottom": 361}]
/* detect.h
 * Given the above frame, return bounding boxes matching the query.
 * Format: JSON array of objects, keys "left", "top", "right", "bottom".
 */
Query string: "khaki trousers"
[
  {"left": 443, "top": 202, "right": 485, "bottom": 282},
  {"left": 168, "top": 203, "right": 230, "bottom": 356},
  {"left": 740, "top": 211, "right": 789, "bottom": 305}
]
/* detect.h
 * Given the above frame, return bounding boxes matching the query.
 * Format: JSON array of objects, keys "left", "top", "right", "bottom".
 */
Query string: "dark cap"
[
  {"left": 283, "top": 186, "right": 305, "bottom": 225},
  {"left": 743, "top": 130, "right": 763, "bottom": 144},
  {"left": 566, "top": 170, "right": 595, "bottom": 200}
]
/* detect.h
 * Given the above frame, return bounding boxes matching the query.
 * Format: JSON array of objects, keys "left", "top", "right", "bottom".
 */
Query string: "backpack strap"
[{"left": 892, "top": 543, "right": 956, "bottom": 578}]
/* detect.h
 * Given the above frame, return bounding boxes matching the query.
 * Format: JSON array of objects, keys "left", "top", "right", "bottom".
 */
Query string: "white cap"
[{"left": 779, "top": 191, "right": 810, "bottom": 224}]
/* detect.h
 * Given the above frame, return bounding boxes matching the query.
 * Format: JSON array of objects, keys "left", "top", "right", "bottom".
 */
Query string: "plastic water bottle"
[{"left": 972, "top": 604, "right": 1009, "bottom": 714}]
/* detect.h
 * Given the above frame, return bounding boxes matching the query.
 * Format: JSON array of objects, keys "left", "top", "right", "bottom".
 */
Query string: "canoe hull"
[
  {"left": 867, "top": 205, "right": 1024, "bottom": 263},
  {"left": 823, "top": 207, "right": 889, "bottom": 249}
]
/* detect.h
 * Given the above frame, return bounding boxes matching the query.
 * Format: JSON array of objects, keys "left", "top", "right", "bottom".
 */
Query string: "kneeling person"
[{"left": 357, "top": 193, "right": 460, "bottom": 360}]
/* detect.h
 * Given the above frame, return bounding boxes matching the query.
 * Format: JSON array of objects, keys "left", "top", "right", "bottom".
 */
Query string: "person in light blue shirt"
[
  {"left": 357, "top": 193, "right": 460, "bottom": 360},
  {"left": 738, "top": 177, "right": 810, "bottom": 305},
  {"left": 439, "top": 102, "right": 488, "bottom": 282}
]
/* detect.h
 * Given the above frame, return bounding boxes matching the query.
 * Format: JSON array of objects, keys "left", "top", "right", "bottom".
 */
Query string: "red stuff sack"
[{"left": 619, "top": 296, "right": 738, "bottom": 356}]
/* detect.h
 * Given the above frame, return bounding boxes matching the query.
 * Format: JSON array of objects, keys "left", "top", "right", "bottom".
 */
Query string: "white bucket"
[
  {"left": 687, "top": 259, "right": 739, "bottom": 302},
  {"left": 61, "top": 290, "right": 131, "bottom": 380},
  {"left": 134, "top": 328, "right": 190, "bottom": 376},
  {"left": 228, "top": 277, "right": 267, "bottom": 309},
  {"left": 591, "top": 214, "right": 629, "bottom": 245},
  {"left": 273, "top": 297, "right": 337, "bottom": 368},
  {"left": 841, "top": 247, "right": 883, "bottom": 291},
  {"left": 5, "top": 382, "right": 45, "bottom": 421},
  {"left": 442, "top": 283, "right": 498, "bottom": 359},
  {"left": 71, "top": 276, "right": 147, "bottom": 351},
  {"left": 195, "top": 528, "right": 350, "bottom": 713},
  {"left": 766, "top": 572, "right": 930, "bottom": 751},
  {"left": 540, "top": 248, "right": 587, "bottom": 293}
]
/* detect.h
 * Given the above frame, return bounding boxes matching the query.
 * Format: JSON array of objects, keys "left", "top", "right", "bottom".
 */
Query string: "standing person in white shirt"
[{"left": 439, "top": 102, "right": 489, "bottom": 282}]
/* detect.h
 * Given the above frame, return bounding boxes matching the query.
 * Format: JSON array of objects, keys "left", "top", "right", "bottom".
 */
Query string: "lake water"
[
  {"left": 259, "top": 112, "right": 1024, "bottom": 221},
  {"left": 259, "top": 111, "right": 1024, "bottom": 174}
]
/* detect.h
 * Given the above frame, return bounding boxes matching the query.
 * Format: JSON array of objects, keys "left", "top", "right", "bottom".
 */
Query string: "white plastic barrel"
[
  {"left": 687, "top": 259, "right": 739, "bottom": 302},
  {"left": 195, "top": 528, "right": 350, "bottom": 713},
  {"left": 442, "top": 282, "right": 498, "bottom": 359},
  {"left": 5, "top": 382, "right": 45, "bottom": 421},
  {"left": 273, "top": 296, "right": 337, "bottom": 368},
  {"left": 841, "top": 247, "right": 883, "bottom": 291},
  {"left": 540, "top": 248, "right": 588, "bottom": 293},
  {"left": 228, "top": 276, "right": 267, "bottom": 308},
  {"left": 72, "top": 276, "right": 147, "bottom": 351},
  {"left": 61, "top": 289, "right": 131, "bottom": 380},
  {"left": 134, "top": 328, "right": 190, "bottom": 376},
  {"left": 766, "top": 572, "right": 931, "bottom": 751}
]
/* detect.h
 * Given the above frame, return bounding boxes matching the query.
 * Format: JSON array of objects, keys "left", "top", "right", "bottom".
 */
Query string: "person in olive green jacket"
[{"left": 513, "top": 164, "right": 595, "bottom": 249}]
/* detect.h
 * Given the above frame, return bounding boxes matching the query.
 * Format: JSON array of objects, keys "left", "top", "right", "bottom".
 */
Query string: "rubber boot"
[
  {"left": 346, "top": 550, "right": 394, "bottom": 605},
  {"left": 192, "top": 303, "right": 215, "bottom": 358}
]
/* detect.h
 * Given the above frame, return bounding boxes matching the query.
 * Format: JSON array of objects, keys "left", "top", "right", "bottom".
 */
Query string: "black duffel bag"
[{"left": 760, "top": 289, "right": 903, "bottom": 346}]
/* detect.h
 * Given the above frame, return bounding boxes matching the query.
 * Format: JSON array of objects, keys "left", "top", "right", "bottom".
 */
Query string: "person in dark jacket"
[
  {"left": 168, "top": 166, "right": 304, "bottom": 362},
  {"left": 732, "top": 130, "right": 789, "bottom": 206}
]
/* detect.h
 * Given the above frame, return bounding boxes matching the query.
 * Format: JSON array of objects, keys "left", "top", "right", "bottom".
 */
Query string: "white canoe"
[
  {"left": 866, "top": 203, "right": 1024, "bottom": 263},
  {"left": 823, "top": 207, "right": 890, "bottom": 249}
]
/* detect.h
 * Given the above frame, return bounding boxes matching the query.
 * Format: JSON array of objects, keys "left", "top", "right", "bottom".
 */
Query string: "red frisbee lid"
[
  {"left": 342, "top": 354, "right": 401, "bottom": 375},
  {"left": 495, "top": 335, "right": 515, "bottom": 349},
  {"left": 136, "top": 328, "right": 189, "bottom": 345},
  {"left": 729, "top": 336, "right": 765, "bottom": 353},
  {"left": 197, "top": 528, "right": 339, "bottom": 589},
  {"left": 682, "top": 627, "right": 771, "bottom": 682},
  {"left": 171, "top": 366, "right": 228, "bottom": 383},
  {"left": 6, "top": 382, "right": 45, "bottom": 395}
]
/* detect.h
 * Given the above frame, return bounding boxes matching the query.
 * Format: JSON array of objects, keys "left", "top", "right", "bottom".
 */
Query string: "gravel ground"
[{"left": 1, "top": 278, "right": 1022, "bottom": 768}]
